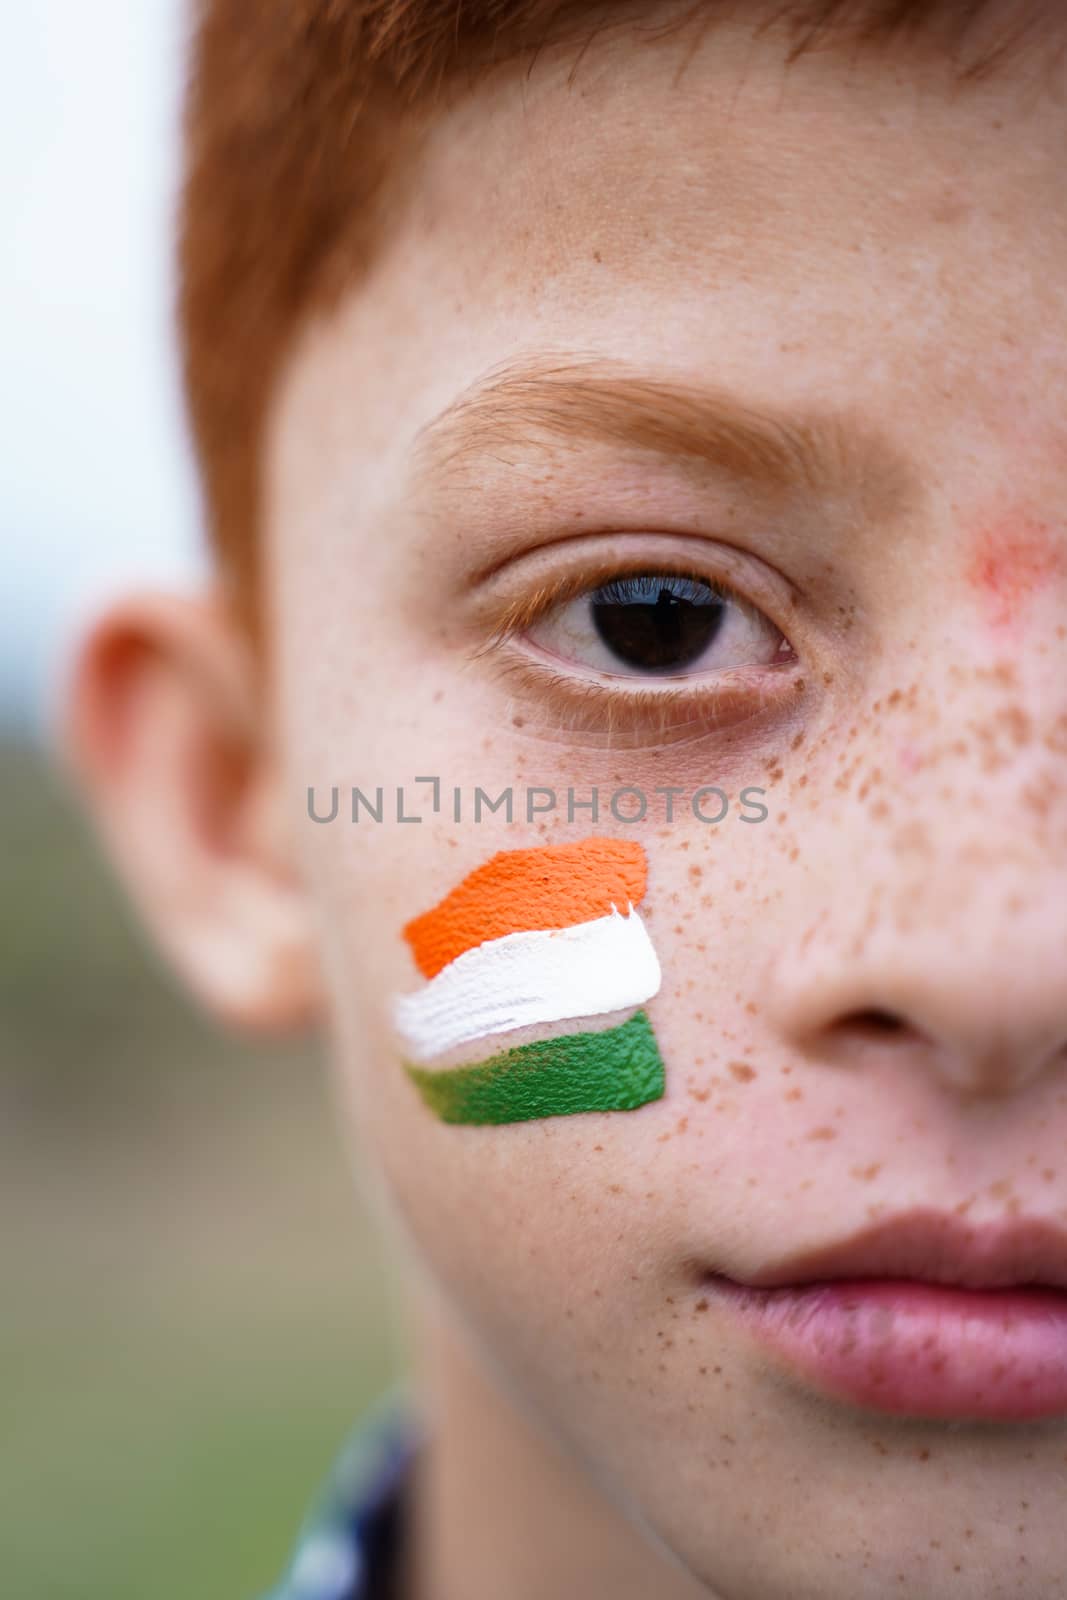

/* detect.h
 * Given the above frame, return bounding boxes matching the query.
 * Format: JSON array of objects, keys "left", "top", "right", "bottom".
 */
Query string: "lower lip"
[{"left": 712, "top": 1277, "right": 1067, "bottom": 1421}]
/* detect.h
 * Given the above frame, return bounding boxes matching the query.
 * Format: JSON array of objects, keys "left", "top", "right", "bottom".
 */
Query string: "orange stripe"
[{"left": 404, "top": 838, "right": 648, "bottom": 979}]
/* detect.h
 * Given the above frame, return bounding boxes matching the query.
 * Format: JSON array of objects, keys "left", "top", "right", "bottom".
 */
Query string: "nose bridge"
[{"left": 773, "top": 668, "right": 1067, "bottom": 1097}]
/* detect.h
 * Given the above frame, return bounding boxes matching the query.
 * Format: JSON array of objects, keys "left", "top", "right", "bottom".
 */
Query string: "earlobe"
[{"left": 61, "top": 589, "right": 322, "bottom": 1034}]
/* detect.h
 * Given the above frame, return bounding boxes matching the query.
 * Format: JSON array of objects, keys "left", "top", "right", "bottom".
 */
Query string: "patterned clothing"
[{"left": 263, "top": 1393, "right": 418, "bottom": 1600}]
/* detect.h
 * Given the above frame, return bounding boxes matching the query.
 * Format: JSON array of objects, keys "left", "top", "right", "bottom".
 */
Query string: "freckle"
[
  {"left": 807, "top": 1126, "right": 838, "bottom": 1141},
  {"left": 729, "top": 1062, "right": 757, "bottom": 1083},
  {"left": 784, "top": 1087, "right": 803, "bottom": 1101},
  {"left": 688, "top": 864, "right": 703, "bottom": 882}
]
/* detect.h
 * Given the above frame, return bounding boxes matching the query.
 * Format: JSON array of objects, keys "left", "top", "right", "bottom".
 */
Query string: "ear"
[{"left": 61, "top": 589, "right": 320, "bottom": 1033}]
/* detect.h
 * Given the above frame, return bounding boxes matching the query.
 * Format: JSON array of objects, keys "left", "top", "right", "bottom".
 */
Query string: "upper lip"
[{"left": 735, "top": 1209, "right": 1067, "bottom": 1292}]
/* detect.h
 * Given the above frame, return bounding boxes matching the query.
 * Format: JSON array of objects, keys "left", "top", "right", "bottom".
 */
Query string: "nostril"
[{"left": 837, "top": 1007, "right": 910, "bottom": 1039}]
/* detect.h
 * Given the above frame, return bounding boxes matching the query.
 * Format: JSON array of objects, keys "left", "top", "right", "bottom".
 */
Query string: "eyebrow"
[{"left": 410, "top": 352, "right": 917, "bottom": 510}]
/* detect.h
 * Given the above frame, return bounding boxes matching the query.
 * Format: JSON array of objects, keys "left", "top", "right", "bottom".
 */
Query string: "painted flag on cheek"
[{"left": 393, "top": 838, "right": 666, "bottom": 1125}]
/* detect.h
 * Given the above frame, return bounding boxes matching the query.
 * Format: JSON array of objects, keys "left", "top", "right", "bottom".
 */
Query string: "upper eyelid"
[
  {"left": 475, "top": 535, "right": 798, "bottom": 648},
  {"left": 491, "top": 568, "right": 753, "bottom": 645}
]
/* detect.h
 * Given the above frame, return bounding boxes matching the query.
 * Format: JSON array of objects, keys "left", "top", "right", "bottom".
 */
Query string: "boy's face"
[
  {"left": 79, "top": 8, "right": 1067, "bottom": 1597},
  {"left": 264, "top": 19, "right": 1067, "bottom": 1593}
]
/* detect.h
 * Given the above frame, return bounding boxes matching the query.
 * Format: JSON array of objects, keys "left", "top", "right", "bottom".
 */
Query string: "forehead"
[
  {"left": 266, "top": 14, "right": 1067, "bottom": 550},
  {"left": 394, "top": 16, "right": 1060, "bottom": 305}
]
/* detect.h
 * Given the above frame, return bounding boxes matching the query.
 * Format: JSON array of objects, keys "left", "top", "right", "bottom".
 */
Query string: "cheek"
[
  {"left": 326, "top": 936, "right": 683, "bottom": 1387},
  {"left": 307, "top": 820, "right": 782, "bottom": 1335},
  {"left": 283, "top": 591, "right": 827, "bottom": 1373}
]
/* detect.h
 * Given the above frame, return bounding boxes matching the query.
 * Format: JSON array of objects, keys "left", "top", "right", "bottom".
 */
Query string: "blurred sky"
[{"left": 1, "top": 0, "right": 205, "bottom": 733}]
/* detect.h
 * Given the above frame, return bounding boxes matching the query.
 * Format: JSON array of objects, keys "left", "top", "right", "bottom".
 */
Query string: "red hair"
[{"left": 177, "top": 0, "right": 1022, "bottom": 623}]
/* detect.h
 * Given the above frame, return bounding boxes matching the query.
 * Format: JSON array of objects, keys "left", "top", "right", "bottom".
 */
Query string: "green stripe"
[{"left": 405, "top": 1010, "right": 665, "bottom": 1126}]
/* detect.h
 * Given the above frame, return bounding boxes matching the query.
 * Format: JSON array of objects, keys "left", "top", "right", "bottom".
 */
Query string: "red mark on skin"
[{"left": 966, "top": 520, "right": 1063, "bottom": 631}]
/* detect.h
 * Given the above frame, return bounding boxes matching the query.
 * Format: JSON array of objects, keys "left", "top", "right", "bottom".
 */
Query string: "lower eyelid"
[{"left": 489, "top": 641, "right": 804, "bottom": 748}]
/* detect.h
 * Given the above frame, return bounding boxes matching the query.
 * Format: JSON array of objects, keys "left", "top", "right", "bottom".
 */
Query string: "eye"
[{"left": 525, "top": 571, "right": 790, "bottom": 680}]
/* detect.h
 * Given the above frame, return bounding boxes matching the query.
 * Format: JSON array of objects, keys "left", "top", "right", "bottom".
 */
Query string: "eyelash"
[
  {"left": 484, "top": 565, "right": 750, "bottom": 641},
  {"left": 476, "top": 554, "right": 803, "bottom": 745}
]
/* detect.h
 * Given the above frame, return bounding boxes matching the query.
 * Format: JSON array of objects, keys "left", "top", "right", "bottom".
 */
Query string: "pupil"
[{"left": 590, "top": 575, "right": 725, "bottom": 672}]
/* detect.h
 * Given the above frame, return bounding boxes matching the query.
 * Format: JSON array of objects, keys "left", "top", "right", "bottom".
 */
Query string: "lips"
[
  {"left": 709, "top": 1210, "right": 1067, "bottom": 1421},
  {"left": 741, "top": 1210, "right": 1067, "bottom": 1293}
]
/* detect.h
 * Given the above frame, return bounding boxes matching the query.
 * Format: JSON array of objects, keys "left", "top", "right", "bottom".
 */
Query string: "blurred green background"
[{"left": 1, "top": 738, "right": 400, "bottom": 1600}]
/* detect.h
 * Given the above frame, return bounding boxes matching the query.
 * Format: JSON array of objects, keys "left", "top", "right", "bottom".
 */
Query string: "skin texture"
[{"left": 66, "top": 8, "right": 1067, "bottom": 1599}]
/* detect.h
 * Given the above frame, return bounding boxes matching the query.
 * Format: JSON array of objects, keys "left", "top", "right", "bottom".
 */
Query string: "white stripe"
[{"left": 394, "top": 908, "right": 661, "bottom": 1063}]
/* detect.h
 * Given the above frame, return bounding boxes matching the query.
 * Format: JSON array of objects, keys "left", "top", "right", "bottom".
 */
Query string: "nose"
[{"left": 771, "top": 854, "right": 1067, "bottom": 1102}]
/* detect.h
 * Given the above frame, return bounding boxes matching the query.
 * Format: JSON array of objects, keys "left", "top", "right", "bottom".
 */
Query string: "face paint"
[
  {"left": 403, "top": 837, "right": 648, "bottom": 976},
  {"left": 396, "top": 907, "right": 661, "bottom": 1061},
  {"left": 395, "top": 838, "right": 665, "bottom": 1124},
  {"left": 406, "top": 1010, "right": 664, "bottom": 1126}
]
